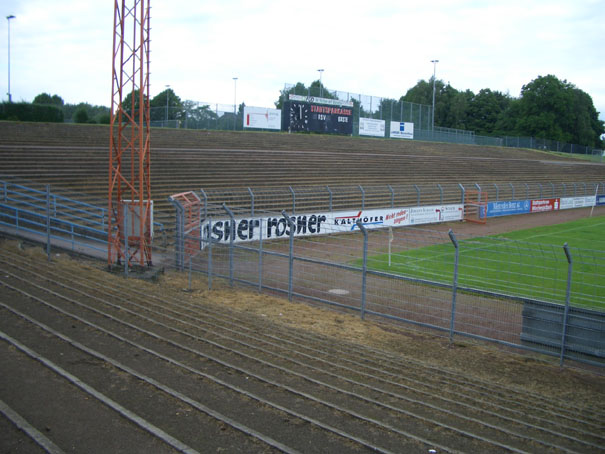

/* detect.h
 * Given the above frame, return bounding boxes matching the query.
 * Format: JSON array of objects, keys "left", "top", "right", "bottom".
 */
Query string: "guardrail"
[
  {"left": 197, "top": 181, "right": 605, "bottom": 216},
  {"left": 0, "top": 180, "right": 164, "bottom": 255}
]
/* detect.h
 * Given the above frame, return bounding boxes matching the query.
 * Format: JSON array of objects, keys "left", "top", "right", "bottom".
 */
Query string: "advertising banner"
[
  {"left": 530, "top": 198, "right": 560, "bottom": 213},
  {"left": 243, "top": 106, "right": 281, "bottom": 130},
  {"left": 597, "top": 195, "right": 605, "bottom": 206},
  {"left": 559, "top": 196, "right": 596, "bottom": 210},
  {"left": 359, "top": 118, "right": 385, "bottom": 137},
  {"left": 389, "top": 122, "right": 414, "bottom": 139},
  {"left": 289, "top": 94, "right": 353, "bottom": 107},
  {"left": 202, "top": 204, "right": 463, "bottom": 244},
  {"left": 485, "top": 200, "right": 530, "bottom": 218},
  {"left": 282, "top": 101, "right": 353, "bottom": 135}
]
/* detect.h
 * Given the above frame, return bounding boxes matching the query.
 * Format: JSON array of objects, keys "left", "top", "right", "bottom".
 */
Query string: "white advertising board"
[
  {"left": 202, "top": 204, "right": 463, "bottom": 244},
  {"left": 559, "top": 196, "right": 596, "bottom": 210},
  {"left": 359, "top": 118, "right": 385, "bottom": 137},
  {"left": 243, "top": 106, "right": 281, "bottom": 130},
  {"left": 390, "top": 122, "right": 414, "bottom": 139}
]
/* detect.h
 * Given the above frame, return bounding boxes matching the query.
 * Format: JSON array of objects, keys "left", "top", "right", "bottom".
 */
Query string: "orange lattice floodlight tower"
[
  {"left": 108, "top": 0, "right": 152, "bottom": 268},
  {"left": 464, "top": 190, "right": 488, "bottom": 224}
]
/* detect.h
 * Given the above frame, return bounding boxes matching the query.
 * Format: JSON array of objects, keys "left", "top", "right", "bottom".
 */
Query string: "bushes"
[{"left": 0, "top": 102, "right": 64, "bottom": 123}]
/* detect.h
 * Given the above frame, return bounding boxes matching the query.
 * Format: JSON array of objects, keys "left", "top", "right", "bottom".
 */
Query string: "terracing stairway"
[{"left": 1, "top": 122, "right": 603, "bottom": 217}]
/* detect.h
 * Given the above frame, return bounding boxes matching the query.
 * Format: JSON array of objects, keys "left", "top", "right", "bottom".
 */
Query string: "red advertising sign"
[{"left": 530, "top": 198, "right": 560, "bottom": 213}]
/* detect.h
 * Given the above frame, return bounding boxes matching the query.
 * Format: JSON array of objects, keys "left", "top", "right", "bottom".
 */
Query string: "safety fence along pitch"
[{"left": 170, "top": 200, "right": 605, "bottom": 368}]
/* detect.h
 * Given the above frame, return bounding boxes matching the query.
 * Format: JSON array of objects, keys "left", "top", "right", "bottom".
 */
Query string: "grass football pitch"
[{"left": 365, "top": 215, "right": 605, "bottom": 309}]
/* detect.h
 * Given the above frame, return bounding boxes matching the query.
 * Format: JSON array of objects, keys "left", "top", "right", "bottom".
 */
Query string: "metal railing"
[
  {"left": 0, "top": 180, "right": 165, "bottom": 256},
  {"left": 197, "top": 181, "right": 605, "bottom": 216}
]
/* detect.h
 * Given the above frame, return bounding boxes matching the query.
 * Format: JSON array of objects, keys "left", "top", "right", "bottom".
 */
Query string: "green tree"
[
  {"left": 73, "top": 108, "right": 89, "bottom": 123},
  {"left": 150, "top": 88, "right": 183, "bottom": 122},
  {"left": 466, "top": 89, "right": 512, "bottom": 136},
  {"left": 275, "top": 81, "right": 336, "bottom": 109},
  {"left": 33, "top": 93, "right": 64, "bottom": 106}
]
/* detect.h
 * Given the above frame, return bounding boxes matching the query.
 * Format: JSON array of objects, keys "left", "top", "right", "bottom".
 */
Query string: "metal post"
[
  {"left": 356, "top": 220, "right": 368, "bottom": 320},
  {"left": 223, "top": 204, "right": 235, "bottom": 286},
  {"left": 326, "top": 185, "right": 333, "bottom": 212},
  {"left": 493, "top": 183, "right": 499, "bottom": 201},
  {"left": 289, "top": 186, "right": 296, "bottom": 214},
  {"left": 560, "top": 243, "right": 573, "bottom": 367},
  {"left": 388, "top": 184, "right": 395, "bottom": 208},
  {"left": 123, "top": 204, "right": 129, "bottom": 277},
  {"left": 7, "top": 15, "right": 16, "bottom": 103},
  {"left": 248, "top": 187, "right": 255, "bottom": 217},
  {"left": 431, "top": 59, "right": 439, "bottom": 132},
  {"left": 448, "top": 229, "right": 459, "bottom": 344},
  {"left": 414, "top": 184, "right": 420, "bottom": 206},
  {"left": 199, "top": 188, "right": 208, "bottom": 219},
  {"left": 509, "top": 182, "right": 515, "bottom": 200},
  {"left": 169, "top": 197, "right": 185, "bottom": 271},
  {"left": 207, "top": 218, "right": 213, "bottom": 290},
  {"left": 359, "top": 185, "right": 365, "bottom": 210},
  {"left": 538, "top": 183, "right": 543, "bottom": 199},
  {"left": 46, "top": 184, "right": 51, "bottom": 261},
  {"left": 282, "top": 211, "right": 295, "bottom": 301},
  {"left": 258, "top": 218, "right": 263, "bottom": 292},
  {"left": 524, "top": 182, "right": 529, "bottom": 199},
  {"left": 458, "top": 183, "right": 465, "bottom": 204}
]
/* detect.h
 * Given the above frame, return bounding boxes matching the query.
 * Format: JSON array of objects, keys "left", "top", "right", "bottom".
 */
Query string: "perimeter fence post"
[
  {"left": 123, "top": 204, "right": 129, "bottom": 277},
  {"left": 248, "top": 187, "right": 255, "bottom": 217},
  {"left": 168, "top": 197, "right": 185, "bottom": 271},
  {"left": 359, "top": 185, "right": 365, "bottom": 210},
  {"left": 207, "top": 218, "right": 213, "bottom": 290},
  {"left": 559, "top": 243, "right": 573, "bottom": 367},
  {"left": 388, "top": 185, "right": 395, "bottom": 208},
  {"left": 199, "top": 188, "right": 208, "bottom": 219},
  {"left": 448, "top": 229, "right": 460, "bottom": 344},
  {"left": 414, "top": 184, "right": 420, "bottom": 206},
  {"left": 509, "top": 182, "right": 515, "bottom": 200},
  {"left": 289, "top": 186, "right": 296, "bottom": 214},
  {"left": 493, "top": 183, "right": 499, "bottom": 201},
  {"left": 46, "top": 184, "right": 51, "bottom": 261},
  {"left": 458, "top": 184, "right": 465, "bottom": 204},
  {"left": 258, "top": 218, "right": 263, "bottom": 292},
  {"left": 356, "top": 220, "right": 368, "bottom": 320},
  {"left": 282, "top": 211, "right": 295, "bottom": 301},
  {"left": 326, "top": 186, "right": 333, "bottom": 212},
  {"left": 223, "top": 204, "right": 235, "bottom": 287}
]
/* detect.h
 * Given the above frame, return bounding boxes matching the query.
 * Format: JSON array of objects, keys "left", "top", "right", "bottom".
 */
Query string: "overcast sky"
[{"left": 2, "top": 0, "right": 604, "bottom": 120}]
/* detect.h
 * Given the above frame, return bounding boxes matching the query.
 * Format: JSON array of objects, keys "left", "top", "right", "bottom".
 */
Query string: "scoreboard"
[{"left": 282, "top": 99, "right": 353, "bottom": 135}]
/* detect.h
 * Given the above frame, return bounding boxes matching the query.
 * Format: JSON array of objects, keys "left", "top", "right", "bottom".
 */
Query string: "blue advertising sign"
[
  {"left": 597, "top": 195, "right": 605, "bottom": 206},
  {"left": 484, "top": 200, "right": 531, "bottom": 218}
]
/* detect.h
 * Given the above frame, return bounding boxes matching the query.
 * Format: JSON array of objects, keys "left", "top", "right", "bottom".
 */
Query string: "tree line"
[
  {"left": 278, "top": 75, "right": 604, "bottom": 148},
  {"left": 2, "top": 74, "right": 603, "bottom": 148}
]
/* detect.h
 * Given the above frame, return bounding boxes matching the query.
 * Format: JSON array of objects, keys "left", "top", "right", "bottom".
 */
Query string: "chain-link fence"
[{"left": 175, "top": 203, "right": 605, "bottom": 368}]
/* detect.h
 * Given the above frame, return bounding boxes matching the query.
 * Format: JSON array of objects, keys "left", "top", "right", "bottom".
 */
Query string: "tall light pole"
[
  {"left": 165, "top": 84, "right": 170, "bottom": 125},
  {"left": 317, "top": 69, "right": 324, "bottom": 97},
  {"left": 431, "top": 59, "right": 439, "bottom": 132},
  {"left": 6, "top": 15, "right": 15, "bottom": 103},
  {"left": 233, "top": 77, "right": 238, "bottom": 130}
]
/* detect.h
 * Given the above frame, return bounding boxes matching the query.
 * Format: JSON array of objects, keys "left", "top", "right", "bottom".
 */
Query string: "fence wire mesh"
[{"left": 174, "top": 205, "right": 605, "bottom": 367}]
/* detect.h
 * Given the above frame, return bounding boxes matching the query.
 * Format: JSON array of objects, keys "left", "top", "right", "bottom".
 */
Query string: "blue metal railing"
[{"left": 0, "top": 179, "right": 164, "bottom": 253}]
